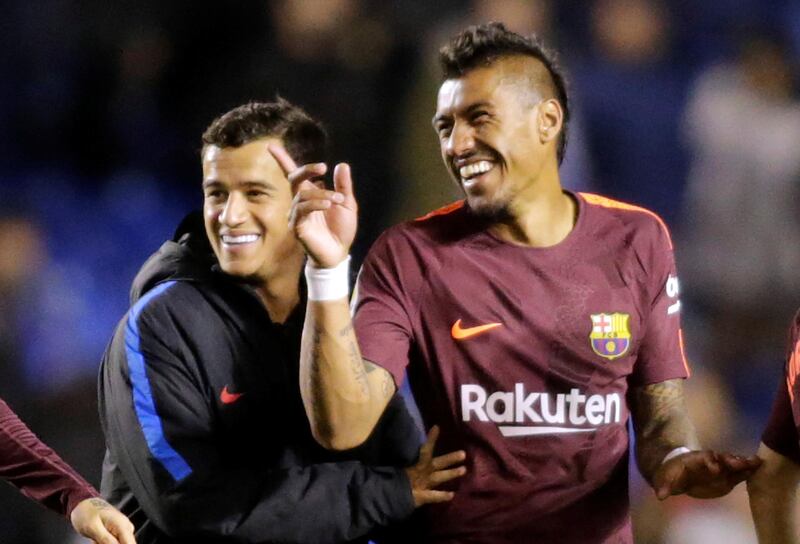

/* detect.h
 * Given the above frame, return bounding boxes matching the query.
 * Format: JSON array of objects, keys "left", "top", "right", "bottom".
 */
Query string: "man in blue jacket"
[{"left": 98, "top": 99, "right": 465, "bottom": 543}]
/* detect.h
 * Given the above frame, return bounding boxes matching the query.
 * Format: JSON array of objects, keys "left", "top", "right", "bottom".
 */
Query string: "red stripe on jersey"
[
  {"left": 415, "top": 200, "right": 465, "bottom": 221},
  {"left": 579, "top": 192, "right": 673, "bottom": 249},
  {"left": 678, "top": 328, "right": 691, "bottom": 377}
]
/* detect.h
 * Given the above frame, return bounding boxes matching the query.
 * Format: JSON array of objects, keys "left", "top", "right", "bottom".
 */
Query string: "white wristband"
[
  {"left": 662, "top": 446, "right": 692, "bottom": 465},
  {"left": 305, "top": 256, "right": 351, "bottom": 301}
]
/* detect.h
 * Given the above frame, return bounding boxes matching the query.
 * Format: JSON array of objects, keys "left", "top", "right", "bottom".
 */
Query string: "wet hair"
[
  {"left": 201, "top": 98, "right": 327, "bottom": 164},
  {"left": 439, "top": 22, "right": 570, "bottom": 164}
]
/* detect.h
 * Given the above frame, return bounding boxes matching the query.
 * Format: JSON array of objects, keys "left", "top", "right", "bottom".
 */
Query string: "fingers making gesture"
[{"left": 269, "top": 144, "right": 357, "bottom": 268}]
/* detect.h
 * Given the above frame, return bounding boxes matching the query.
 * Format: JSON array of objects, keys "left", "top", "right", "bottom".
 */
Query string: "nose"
[
  {"left": 445, "top": 122, "right": 475, "bottom": 158},
  {"left": 219, "top": 192, "right": 248, "bottom": 226}
]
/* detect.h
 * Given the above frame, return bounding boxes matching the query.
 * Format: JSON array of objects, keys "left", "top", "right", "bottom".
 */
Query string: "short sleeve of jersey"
[
  {"left": 762, "top": 377, "right": 800, "bottom": 464},
  {"left": 629, "top": 218, "right": 689, "bottom": 385},
  {"left": 762, "top": 312, "right": 800, "bottom": 465},
  {"left": 352, "top": 231, "right": 417, "bottom": 385}
]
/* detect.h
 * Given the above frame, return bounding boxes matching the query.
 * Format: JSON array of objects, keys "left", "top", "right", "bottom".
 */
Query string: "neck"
[
  {"left": 488, "top": 167, "right": 577, "bottom": 247},
  {"left": 254, "top": 254, "right": 304, "bottom": 324}
]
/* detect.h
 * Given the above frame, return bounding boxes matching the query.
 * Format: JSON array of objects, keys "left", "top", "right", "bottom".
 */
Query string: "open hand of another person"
[{"left": 406, "top": 425, "right": 467, "bottom": 507}]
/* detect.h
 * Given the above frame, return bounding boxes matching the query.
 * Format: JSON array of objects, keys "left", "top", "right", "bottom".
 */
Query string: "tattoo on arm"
[
  {"left": 88, "top": 498, "right": 110, "bottom": 509},
  {"left": 364, "top": 359, "right": 396, "bottom": 399},
  {"left": 331, "top": 323, "right": 370, "bottom": 395},
  {"left": 348, "top": 339, "right": 369, "bottom": 396},
  {"left": 629, "top": 379, "right": 699, "bottom": 483},
  {"left": 303, "top": 324, "right": 332, "bottom": 438}
]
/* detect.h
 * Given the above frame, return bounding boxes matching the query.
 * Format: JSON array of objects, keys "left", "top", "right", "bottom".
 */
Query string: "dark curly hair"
[
  {"left": 439, "top": 22, "right": 570, "bottom": 164},
  {"left": 202, "top": 98, "right": 327, "bottom": 165}
]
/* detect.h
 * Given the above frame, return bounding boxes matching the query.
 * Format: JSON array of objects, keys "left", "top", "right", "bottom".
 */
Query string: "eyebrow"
[
  {"left": 432, "top": 101, "right": 493, "bottom": 127},
  {"left": 464, "top": 101, "right": 493, "bottom": 115},
  {"left": 432, "top": 113, "right": 449, "bottom": 127},
  {"left": 202, "top": 180, "right": 276, "bottom": 190}
]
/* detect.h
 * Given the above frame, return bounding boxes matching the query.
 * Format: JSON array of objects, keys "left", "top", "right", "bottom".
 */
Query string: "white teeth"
[
  {"left": 222, "top": 234, "right": 259, "bottom": 245},
  {"left": 459, "top": 160, "right": 493, "bottom": 180}
]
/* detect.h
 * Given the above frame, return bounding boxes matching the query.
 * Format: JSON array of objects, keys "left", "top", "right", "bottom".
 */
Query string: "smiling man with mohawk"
[{"left": 284, "top": 22, "right": 761, "bottom": 543}]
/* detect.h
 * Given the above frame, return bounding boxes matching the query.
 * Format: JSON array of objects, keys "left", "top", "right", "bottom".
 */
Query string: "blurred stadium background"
[{"left": 1, "top": 0, "right": 799, "bottom": 541}]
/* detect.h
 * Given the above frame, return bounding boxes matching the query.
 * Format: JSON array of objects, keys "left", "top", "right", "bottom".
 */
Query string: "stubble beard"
[
  {"left": 464, "top": 183, "right": 514, "bottom": 223},
  {"left": 467, "top": 199, "right": 513, "bottom": 223}
]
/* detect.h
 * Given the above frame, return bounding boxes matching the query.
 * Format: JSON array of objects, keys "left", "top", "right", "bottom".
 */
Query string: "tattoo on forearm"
[
  {"left": 304, "top": 325, "right": 320, "bottom": 390},
  {"left": 334, "top": 323, "right": 370, "bottom": 395},
  {"left": 304, "top": 324, "right": 332, "bottom": 437},
  {"left": 348, "top": 340, "right": 369, "bottom": 396},
  {"left": 639, "top": 380, "right": 683, "bottom": 416},
  {"left": 630, "top": 379, "right": 698, "bottom": 481}
]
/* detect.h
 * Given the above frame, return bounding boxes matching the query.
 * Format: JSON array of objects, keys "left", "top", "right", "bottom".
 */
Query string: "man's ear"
[{"left": 537, "top": 98, "right": 563, "bottom": 144}]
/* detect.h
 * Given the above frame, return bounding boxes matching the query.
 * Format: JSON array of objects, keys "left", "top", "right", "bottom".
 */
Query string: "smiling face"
[
  {"left": 433, "top": 57, "right": 561, "bottom": 219},
  {"left": 202, "top": 138, "right": 302, "bottom": 282}
]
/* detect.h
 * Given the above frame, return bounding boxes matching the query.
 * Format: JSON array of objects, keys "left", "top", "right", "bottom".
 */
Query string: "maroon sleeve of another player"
[
  {"left": 0, "top": 398, "right": 97, "bottom": 516},
  {"left": 764, "top": 312, "right": 800, "bottom": 463},
  {"left": 762, "top": 377, "right": 800, "bottom": 465},
  {"left": 352, "top": 231, "right": 416, "bottom": 385},
  {"left": 630, "top": 219, "right": 690, "bottom": 385}
]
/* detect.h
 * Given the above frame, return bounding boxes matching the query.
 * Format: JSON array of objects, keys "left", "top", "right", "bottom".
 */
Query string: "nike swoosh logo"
[
  {"left": 220, "top": 385, "right": 244, "bottom": 405},
  {"left": 451, "top": 319, "right": 503, "bottom": 340}
]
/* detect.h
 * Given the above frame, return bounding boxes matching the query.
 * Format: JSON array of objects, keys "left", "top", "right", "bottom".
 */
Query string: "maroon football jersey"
[
  {"left": 762, "top": 311, "right": 800, "bottom": 464},
  {"left": 353, "top": 192, "right": 689, "bottom": 543}
]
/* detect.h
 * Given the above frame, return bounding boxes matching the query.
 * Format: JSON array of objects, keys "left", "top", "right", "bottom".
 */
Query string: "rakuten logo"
[{"left": 461, "top": 384, "right": 622, "bottom": 437}]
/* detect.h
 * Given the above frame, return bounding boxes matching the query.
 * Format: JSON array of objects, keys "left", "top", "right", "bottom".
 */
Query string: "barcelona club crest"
[{"left": 590, "top": 313, "right": 631, "bottom": 361}]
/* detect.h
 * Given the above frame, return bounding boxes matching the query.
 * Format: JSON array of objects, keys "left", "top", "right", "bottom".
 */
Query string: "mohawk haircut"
[
  {"left": 439, "top": 22, "right": 570, "bottom": 164},
  {"left": 202, "top": 98, "right": 327, "bottom": 165}
]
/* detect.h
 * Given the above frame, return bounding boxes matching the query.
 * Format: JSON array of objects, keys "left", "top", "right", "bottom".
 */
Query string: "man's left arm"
[
  {"left": 629, "top": 378, "right": 760, "bottom": 499},
  {"left": 629, "top": 218, "right": 759, "bottom": 499}
]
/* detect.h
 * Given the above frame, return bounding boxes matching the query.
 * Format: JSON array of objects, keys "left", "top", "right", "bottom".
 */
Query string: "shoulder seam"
[
  {"left": 414, "top": 200, "right": 465, "bottom": 222},
  {"left": 579, "top": 192, "right": 673, "bottom": 249}
]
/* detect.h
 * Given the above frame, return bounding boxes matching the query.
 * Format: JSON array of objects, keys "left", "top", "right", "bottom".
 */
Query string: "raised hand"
[
  {"left": 405, "top": 426, "right": 467, "bottom": 507},
  {"left": 653, "top": 450, "right": 762, "bottom": 500},
  {"left": 70, "top": 497, "right": 136, "bottom": 544},
  {"left": 268, "top": 144, "right": 357, "bottom": 268}
]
